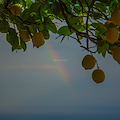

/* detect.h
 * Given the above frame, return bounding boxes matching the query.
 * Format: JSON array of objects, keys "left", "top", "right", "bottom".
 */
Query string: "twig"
[
  {"left": 69, "top": 35, "right": 82, "bottom": 44},
  {"left": 78, "top": 0, "right": 87, "bottom": 13},
  {"left": 17, "top": 16, "right": 40, "bottom": 25},
  {"left": 80, "top": 45, "right": 97, "bottom": 53},
  {"left": 86, "top": 7, "right": 90, "bottom": 49}
]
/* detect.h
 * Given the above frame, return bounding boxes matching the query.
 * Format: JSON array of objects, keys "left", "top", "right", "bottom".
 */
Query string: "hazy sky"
[{"left": 0, "top": 29, "right": 120, "bottom": 118}]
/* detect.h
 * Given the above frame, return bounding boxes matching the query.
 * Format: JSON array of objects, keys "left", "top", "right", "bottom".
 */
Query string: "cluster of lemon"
[
  {"left": 104, "top": 9, "right": 120, "bottom": 44},
  {"left": 105, "top": 9, "right": 120, "bottom": 64},
  {"left": 81, "top": 49, "right": 120, "bottom": 85},
  {"left": 10, "top": 4, "right": 44, "bottom": 48},
  {"left": 82, "top": 55, "right": 105, "bottom": 84},
  {"left": 81, "top": 9, "right": 120, "bottom": 84}
]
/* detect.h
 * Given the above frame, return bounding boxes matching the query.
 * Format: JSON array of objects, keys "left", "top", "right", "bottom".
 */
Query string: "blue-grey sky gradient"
[{"left": 0, "top": 30, "right": 120, "bottom": 119}]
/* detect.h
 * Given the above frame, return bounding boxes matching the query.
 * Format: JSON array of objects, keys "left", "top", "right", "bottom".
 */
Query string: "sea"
[{"left": 0, "top": 114, "right": 120, "bottom": 120}]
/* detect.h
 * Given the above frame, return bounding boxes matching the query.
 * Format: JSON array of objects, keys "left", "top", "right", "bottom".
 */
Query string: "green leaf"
[
  {"left": 15, "top": 17, "right": 24, "bottom": 31},
  {"left": 97, "top": 25, "right": 107, "bottom": 34},
  {"left": 42, "top": 30, "right": 50, "bottom": 39},
  {"left": 46, "top": 23, "right": 57, "bottom": 33},
  {"left": 51, "top": 1, "right": 61, "bottom": 16},
  {"left": 97, "top": 44, "right": 109, "bottom": 57},
  {"left": 40, "top": 2, "right": 49, "bottom": 13},
  {"left": 73, "top": 24, "right": 82, "bottom": 32},
  {"left": 99, "top": 34, "right": 106, "bottom": 41},
  {"left": 93, "top": 12, "right": 103, "bottom": 19},
  {"left": 6, "top": 28, "right": 19, "bottom": 49},
  {"left": 38, "top": 23, "right": 44, "bottom": 31},
  {"left": 91, "top": 23, "right": 99, "bottom": 28},
  {"left": 95, "top": 3, "right": 107, "bottom": 12},
  {"left": 45, "top": 18, "right": 57, "bottom": 33},
  {"left": 42, "top": 25, "right": 50, "bottom": 39},
  {"left": 19, "top": 0, "right": 26, "bottom": 7},
  {"left": 86, "top": 0, "right": 93, "bottom": 5},
  {"left": 20, "top": 9, "right": 30, "bottom": 21},
  {"left": 0, "top": 0, "right": 4, "bottom": 4},
  {"left": 20, "top": 38, "right": 27, "bottom": 51},
  {"left": 0, "top": 20, "right": 9, "bottom": 33},
  {"left": 68, "top": 16, "right": 83, "bottom": 25},
  {"left": 58, "top": 26, "right": 72, "bottom": 36},
  {"left": 78, "top": 0, "right": 87, "bottom": 7},
  {"left": 12, "top": 45, "right": 21, "bottom": 52},
  {"left": 26, "top": 0, "right": 33, "bottom": 8},
  {"left": 92, "top": 22, "right": 107, "bottom": 34},
  {"left": 109, "top": 0, "right": 119, "bottom": 12},
  {"left": 26, "top": 24, "right": 37, "bottom": 34},
  {"left": 30, "top": 3, "right": 40, "bottom": 13}
]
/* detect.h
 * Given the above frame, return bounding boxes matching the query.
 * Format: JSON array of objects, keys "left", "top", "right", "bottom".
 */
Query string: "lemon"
[
  {"left": 112, "top": 47, "right": 120, "bottom": 61},
  {"left": 92, "top": 69, "right": 105, "bottom": 84},
  {"left": 111, "top": 9, "right": 120, "bottom": 27},
  {"left": 32, "top": 32, "right": 44, "bottom": 48},
  {"left": 82, "top": 55, "right": 96, "bottom": 70},
  {"left": 104, "top": 20, "right": 119, "bottom": 44},
  {"left": 117, "top": 60, "right": 120, "bottom": 64},
  {"left": 19, "top": 30, "right": 31, "bottom": 42},
  {"left": 10, "top": 4, "right": 22, "bottom": 16},
  {"left": 104, "top": 20, "right": 111, "bottom": 28},
  {"left": 105, "top": 27, "right": 119, "bottom": 44}
]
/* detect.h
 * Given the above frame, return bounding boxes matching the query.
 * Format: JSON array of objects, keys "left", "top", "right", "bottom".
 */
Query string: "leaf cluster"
[{"left": 0, "top": 0, "right": 120, "bottom": 57}]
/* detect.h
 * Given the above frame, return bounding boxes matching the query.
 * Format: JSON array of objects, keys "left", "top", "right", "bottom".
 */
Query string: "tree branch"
[
  {"left": 80, "top": 45, "right": 97, "bottom": 53},
  {"left": 85, "top": 6, "right": 90, "bottom": 49},
  {"left": 59, "top": 0, "right": 86, "bottom": 37},
  {"left": 60, "top": 1, "right": 79, "bottom": 18},
  {"left": 59, "top": 0, "right": 97, "bottom": 47},
  {"left": 69, "top": 35, "right": 82, "bottom": 44},
  {"left": 5, "top": 0, "right": 10, "bottom": 9}
]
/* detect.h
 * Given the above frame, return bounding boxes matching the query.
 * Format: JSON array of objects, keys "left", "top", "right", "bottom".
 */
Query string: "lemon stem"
[{"left": 96, "top": 60, "right": 100, "bottom": 69}]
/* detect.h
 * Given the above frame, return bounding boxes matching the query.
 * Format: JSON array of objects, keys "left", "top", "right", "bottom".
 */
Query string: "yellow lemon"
[
  {"left": 105, "top": 27, "right": 119, "bottom": 44},
  {"left": 82, "top": 55, "right": 96, "bottom": 70},
  {"left": 117, "top": 60, "right": 120, "bottom": 64},
  {"left": 32, "top": 32, "right": 44, "bottom": 48},
  {"left": 111, "top": 9, "right": 120, "bottom": 26},
  {"left": 92, "top": 69, "right": 105, "bottom": 84},
  {"left": 19, "top": 30, "right": 31, "bottom": 42},
  {"left": 104, "top": 20, "right": 111, "bottom": 28},
  {"left": 10, "top": 4, "right": 22, "bottom": 16},
  {"left": 112, "top": 47, "right": 120, "bottom": 61}
]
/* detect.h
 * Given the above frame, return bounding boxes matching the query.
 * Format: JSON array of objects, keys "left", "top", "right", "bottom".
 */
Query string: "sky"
[
  {"left": 0, "top": 1, "right": 120, "bottom": 120},
  {"left": 0, "top": 28, "right": 120, "bottom": 120}
]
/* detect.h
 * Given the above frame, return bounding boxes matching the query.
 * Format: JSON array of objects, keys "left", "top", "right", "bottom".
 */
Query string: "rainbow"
[
  {"left": 44, "top": 40, "right": 80, "bottom": 100},
  {"left": 45, "top": 40, "right": 70, "bottom": 83}
]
